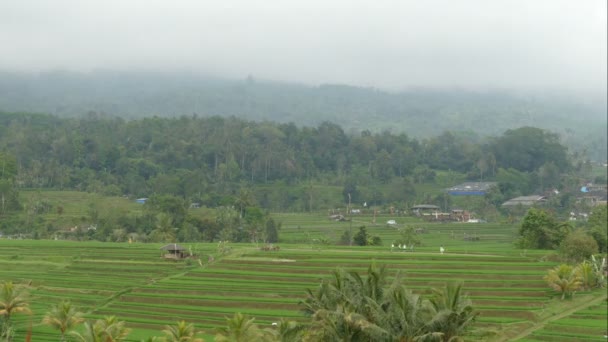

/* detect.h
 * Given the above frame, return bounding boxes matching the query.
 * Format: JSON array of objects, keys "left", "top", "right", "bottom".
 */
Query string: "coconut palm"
[
  {"left": 274, "top": 319, "right": 305, "bottom": 342},
  {"left": 234, "top": 188, "right": 254, "bottom": 218},
  {"left": 98, "top": 316, "right": 130, "bottom": 342},
  {"left": 162, "top": 320, "right": 203, "bottom": 342},
  {"left": 0, "top": 281, "right": 31, "bottom": 322},
  {"left": 42, "top": 300, "right": 84, "bottom": 342},
  {"left": 140, "top": 337, "right": 162, "bottom": 342},
  {"left": 215, "top": 312, "right": 274, "bottom": 342},
  {"left": 69, "top": 321, "right": 101, "bottom": 342},
  {"left": 427, "top": 282, "right": 478, "bottom": 341},
  {"left": 574, "top": 261, "right": 598, "bottom": 290},
  {"left": 71, "top": 316, "right": 131, "bottom": 342},
  {"left": 359, "top": 283, "right": 435, "bottom": 341},
  {"left": 544, "top": 264, "right": 582, "bottom": 300},
  {"left": 301, "top": 265, "right": 479, "bottom": 342},
  {"left": 302, "top": 265, "right": 427, "bottom": 341},
  {"left": 151, "top": 213, "right": 176, "bottom": 242},
  {"left": 305, "top": 307, "right": 369, "bottom": 342},
  {"left": 0, "top": 281, "right": 31, "bottom": 341}
]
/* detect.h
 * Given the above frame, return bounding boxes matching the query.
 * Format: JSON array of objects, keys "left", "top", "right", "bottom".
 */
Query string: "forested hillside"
[
  {"left": 0, "top": 111, "right": 591, "bottom": 212},
  {"left": 1, "top": 71, "right": 605, "bottom": 160}
]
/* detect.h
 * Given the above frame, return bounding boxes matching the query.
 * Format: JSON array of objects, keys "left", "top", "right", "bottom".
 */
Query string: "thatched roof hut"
[{"left": 160, "top": 243, "right": 187, "bottom": 259}]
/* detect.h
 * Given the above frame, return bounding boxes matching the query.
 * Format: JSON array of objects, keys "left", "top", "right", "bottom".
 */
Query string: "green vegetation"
[
  {"left": 1, "top": 213, "right": 601, "bottom": 341},
  {"left": 0, "top": 104, "right": 605, "bottom": 340}
]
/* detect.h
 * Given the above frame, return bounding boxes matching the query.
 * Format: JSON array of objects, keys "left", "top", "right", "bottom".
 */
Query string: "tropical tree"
[
  {"left": 518, "top": 208, "right": 569, "bottom": 249},
  {"left": 42, "top": 301, "right": 84, "bottom": 342},
  {"left": 588, "top": 204, "right": 608, "bottom": 253},
  {"left": 0, "top": 281, "right": 31, "bottom": 341},
  {"left": 0, "top": 281, "right": 31, "bottom": 322},
  {"left": 150, "top": 213, "right": 176, "bottom": 242},
  {"left": 362, "top": 282, "right": 435, "bottom": 341},
  {"left": 234, "top": 187, "right": 255, "bottom": 218},
  {"left": 395, "top": 226, "right": 421, "bottom": 248},
  {"left": 139, "top": 337, "right": 162, "bottom": 342},
  {"left": 71, "top": 316, "right": 131, "bottom": 342},
  {"left": 559, "top": 229, "right": 599, "bottom": 262},
  {"left": 70, "top": 320, "right": 102, "bottom": 342},
  {"left": 274, "top": 319, "right": 305, "bottom": 342},
  {"left": 215, "top": 312, "right": 274, "bottom": 342},
  {"left": 427, "top": 282, "right": 478, "bottom": 341},
  {"left": 544, "top": 264, "right": 582, "bottom": 300},
  {"left": 162, "top": 320, "right": 203, "bottom": 342},
  {"left": 574, "top": 261, "right": 598, "bottom": 290},
  {"left": 301, "top": 263, "right": 477, "bottom": 341}
]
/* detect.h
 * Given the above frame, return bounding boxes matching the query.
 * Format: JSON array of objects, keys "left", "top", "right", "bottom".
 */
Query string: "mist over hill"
[{"left": 0, "top": 70, "right": 606, "bottom": 160}]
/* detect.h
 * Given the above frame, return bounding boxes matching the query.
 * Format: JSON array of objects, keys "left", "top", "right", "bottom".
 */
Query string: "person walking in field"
[{"left": 440, "top": 246, "right": 445, "bottom": 254}]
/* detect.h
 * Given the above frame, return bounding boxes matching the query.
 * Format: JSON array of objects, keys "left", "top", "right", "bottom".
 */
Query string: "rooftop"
[
  {"left": 160, "top": 243, "right": 187, "bottom": 251},
  {"left": 411, "top": 204, "right": 440, "bottom": 210},
  {"left": 446, "top": 182, "right": 497, "bottom": 196},
  {"left": 502, "top": 195, "right": 546, "bottom": 207}
]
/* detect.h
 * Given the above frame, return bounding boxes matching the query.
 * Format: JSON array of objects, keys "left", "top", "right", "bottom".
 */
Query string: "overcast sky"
[{"left": 1, "top": 0, "right": 606, "bottom": 92}]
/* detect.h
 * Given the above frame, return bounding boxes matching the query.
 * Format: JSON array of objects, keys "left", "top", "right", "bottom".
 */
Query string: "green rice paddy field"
[{"left": 1, "top": 212, "right": 606, "bottom": 341}]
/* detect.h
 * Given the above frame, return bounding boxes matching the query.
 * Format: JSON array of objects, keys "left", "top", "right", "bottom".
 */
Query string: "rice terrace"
[{"left": 1, "top": 206, "right": 606, "bottom": 341}]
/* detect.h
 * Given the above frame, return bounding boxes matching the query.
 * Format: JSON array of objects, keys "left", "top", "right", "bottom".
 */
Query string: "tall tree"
[
  {"left": 428, "top": 282, "right": 478, "bottom": 341},
  {"left": 490, "top": 127, "right": 570, "bottom": 172},
  {"left": 42, "top": 301, "right": 84, "bottom": 342},
  {"left": 214, "top": 313, "right": 274, "bottom": 342},
  {"left": 544, "top": 264, "right": 582, "bottom": 300},
  {"left": 0, "top": 282, "right": 31, "bottom": 323},
  {"left": 71, "top": 316, "right": 131, "bottom": 342},
  {"left": 301, "top": 263, "right": 477, "bottom": 341},
  {"left": 0, "top": 282, "right": 31, "bottom": 342},
  {"left": 518, "top": 208, "right": 569, "bottom": 249},
  {"left": 162, "top": 321, "right": 203, "bottom": 342}
]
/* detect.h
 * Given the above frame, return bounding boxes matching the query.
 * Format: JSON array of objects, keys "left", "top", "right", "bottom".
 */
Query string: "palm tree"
[
  {"left": 152, "top": 213, "right": 176, "bottom": 242},
  {"left": 0, "top": 281, "right": 31, "bottom": 341},
  {"left": 575, "top": 261, "right": 598, "bottom": 290},
  {"left": 42, "top": 301, "right": 84, "bottom": 342},
  {"left": 0, "top": 281, "right": 31, "bottom": 322},
  {"left": 69, "top": 321, "right": 101, "bottom": 342},
  {"left": 162, "top": 320, "right": 203, "bottom": 342},
  {"left": 234, "top": 188, "right": 254, "bottom": 218},
  {"left": 427, "top": 282, "right": 478, "bottom": 341},
  {"left": 215, "top": 312, "right": 273, "bottom": 342},
  {"left": 301, "top": 265, "right": 479, "bottom": 342},
  {"left": 274, "top": 319, "right": 305, "bottom": 342},
  {"left": 71, "top": 316, "right": 131, "bottom": 342},
  {"left": 139, "top": 337, "right": 162, "bottom": 342},
  {"left": 544, "top": 264, "right": 582, "bottom": 300},
  {"left": 376, "top": 283, "right": 436, "bottom": 341},
  {"left": 97, "top": 316, "right": 130, "bottom": 342}
]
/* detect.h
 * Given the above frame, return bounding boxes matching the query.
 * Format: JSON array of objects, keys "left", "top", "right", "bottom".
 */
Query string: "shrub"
[{"left": 559, "top": 229, "right": 599, "bottom": 262}]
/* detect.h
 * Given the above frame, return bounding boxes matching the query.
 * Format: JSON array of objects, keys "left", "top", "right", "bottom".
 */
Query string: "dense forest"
[
  {"left": 1, "top": 71, "right": 606, "bottom": 160},
  {"left": 1, "top": 110, "right": 599, "bottom": 214}
]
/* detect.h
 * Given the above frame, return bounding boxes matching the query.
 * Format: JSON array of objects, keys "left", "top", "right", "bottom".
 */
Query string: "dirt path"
[{"left": 504, "top": 293, "right": 607, "bottom": 341}]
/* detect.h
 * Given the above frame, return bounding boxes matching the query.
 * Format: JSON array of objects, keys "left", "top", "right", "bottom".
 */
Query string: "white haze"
[{"left": 0, "top": 0, "right": 606, "bottom": 94}]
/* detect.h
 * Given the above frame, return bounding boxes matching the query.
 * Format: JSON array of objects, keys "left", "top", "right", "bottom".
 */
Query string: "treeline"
[
  {"left": 1, "top": 71, "right": 606, "bottom": 162},
  {"left": 0, "top": 113, "right": 588, "bottom": 199},
  {"left": 0, "top": 111, "right": 584, "bottom": 209}
]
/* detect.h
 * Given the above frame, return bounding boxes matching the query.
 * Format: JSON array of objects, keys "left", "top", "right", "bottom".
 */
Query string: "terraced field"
[
  {"left": 0, "top": 217, "right": 602, "bottom": 341},
  {"left": 517, "top": 300, "right": 608, "bottom": 342}
]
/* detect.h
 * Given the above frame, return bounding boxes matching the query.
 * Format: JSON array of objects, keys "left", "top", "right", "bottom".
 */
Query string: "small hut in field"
[{"left": 160, "top": 243, "right": 188, "bottom": 260}]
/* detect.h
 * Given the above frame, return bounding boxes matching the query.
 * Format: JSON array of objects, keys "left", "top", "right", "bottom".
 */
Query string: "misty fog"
[{"left": 1, "top": 0, "right": 606, "bottom": 94}]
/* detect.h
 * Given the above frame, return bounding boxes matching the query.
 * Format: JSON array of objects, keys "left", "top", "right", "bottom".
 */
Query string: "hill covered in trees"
[
  {"left": 0, "top": 111, "right": 592, "bottom": 214},
  {"left": 0, "top": 70, "right": 605, "bottom": 161}
]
